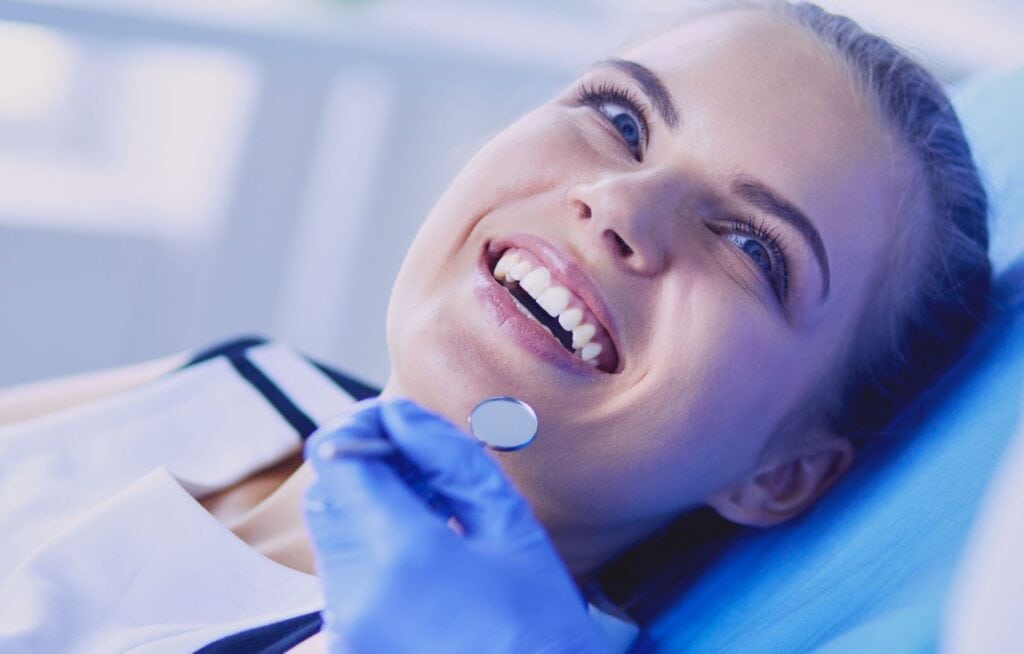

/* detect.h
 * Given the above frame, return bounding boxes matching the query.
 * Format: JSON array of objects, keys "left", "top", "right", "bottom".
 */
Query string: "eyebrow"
[
  {"left": 595, "top": 58, "right": 680, "bottom": 129},
  {"left": 591, "top": 59, "right": 829, "bottom": 302},
  {"left": 730, "top": 175, "right": 831, "bottom": 300}
]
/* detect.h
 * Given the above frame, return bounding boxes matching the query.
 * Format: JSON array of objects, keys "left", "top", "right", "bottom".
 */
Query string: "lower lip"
[{"left": 473, "top": 250, "right": 600, "bottom": 376}]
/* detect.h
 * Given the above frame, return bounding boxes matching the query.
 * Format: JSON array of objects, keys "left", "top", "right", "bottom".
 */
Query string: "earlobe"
[{"left": 707, "top": 436, "right": 854, "bottom": 527}]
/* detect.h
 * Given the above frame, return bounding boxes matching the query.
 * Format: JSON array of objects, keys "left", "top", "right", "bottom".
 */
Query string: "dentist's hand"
[{"left": 302, "top": 398, "right": 613, "bottom": 654}]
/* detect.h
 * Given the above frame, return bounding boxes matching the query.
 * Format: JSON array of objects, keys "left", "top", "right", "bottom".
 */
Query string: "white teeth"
[
  {"left": 508, "top": 260, "right": 532, "bottom": 281},
  {"left": 580, "top": 343, "right": 602, "bottom": 361},
  {"left": 537, "top": 286, "right": 570, "bottom": 317},
  {"left": 492, "top": 250, "right": 611, "bottom": 370},
  {"left": 511, "top": 295, "right": 537, "bottom": 320},
  {"left": 493, "top": 251, "right": 521, "bottom": 281},
  {"left": 572, "top": 323, "right": 596, "bottom": 349},
  {"left": 558, "top": 307, "right": 583, "bottom": 331},
  {"left": 520, "top": 267, "right": 551, "bottom": 297}
]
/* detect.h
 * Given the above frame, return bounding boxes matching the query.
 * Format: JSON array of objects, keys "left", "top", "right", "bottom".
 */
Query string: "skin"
[{"left": 381, "top": 9, "right": 915, "bottom": 576}]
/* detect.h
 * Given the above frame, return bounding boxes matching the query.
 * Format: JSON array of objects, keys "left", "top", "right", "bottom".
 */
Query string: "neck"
[
  {"left": 378, "top": 374, "right": 405, "bottom": 400},
  {"left": 543, "top": 511, "right": 679, "bottom": 581},
  {"left": 377, "top": 372, "right": 675, "bottom": 579},
  {"left": 224, "top": 457, "right": 318, "bottom": 575}
]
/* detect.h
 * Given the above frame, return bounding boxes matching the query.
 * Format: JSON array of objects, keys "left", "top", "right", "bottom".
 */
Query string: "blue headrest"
[{"left": 636, "top": 67, "right": 1024, "bottom": 653}]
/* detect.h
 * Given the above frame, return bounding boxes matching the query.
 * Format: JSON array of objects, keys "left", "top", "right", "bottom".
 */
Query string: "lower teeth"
[
  {"left": 512, "top": 296, "right": 540, "bottom": 321},
  {"left": 507, "top": 286, "right": 596, "bottom": 367}
]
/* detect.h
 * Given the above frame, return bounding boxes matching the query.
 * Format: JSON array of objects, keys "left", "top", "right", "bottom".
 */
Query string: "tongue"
[{"left": 506, "top": 283, "right": 575, "bottom": 352}]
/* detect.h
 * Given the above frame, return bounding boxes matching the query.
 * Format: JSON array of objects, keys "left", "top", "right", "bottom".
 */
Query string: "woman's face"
[{"left": 385, "top": 10, "right": 910, "bottom": 569}]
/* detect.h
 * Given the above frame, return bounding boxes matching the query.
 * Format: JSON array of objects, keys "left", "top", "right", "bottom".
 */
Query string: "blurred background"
[{"left": 1, "top": 0, "right": 1022, "bottom": 389}]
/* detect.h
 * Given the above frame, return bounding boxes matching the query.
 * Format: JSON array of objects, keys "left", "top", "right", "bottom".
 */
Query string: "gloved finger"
[
  {"left": 304, "top": 450, "right": 450, "bottom": 565},
  {"left": 303, "top": 406, "right": 448, "bottom": 561},
  {"left": 307, "top": 399, "right": 458, "bottom": 530},
  {"left": 379, "top": 398, "right": 545, "bottom": 545}
]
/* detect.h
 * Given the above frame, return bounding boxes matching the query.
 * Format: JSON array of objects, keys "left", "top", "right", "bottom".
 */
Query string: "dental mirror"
[
  {"left": 314, "top": 396, "right": 538, "bottom": 519},
  {"left": 468, "top": 396, "right": 537, "bottom": 451}
]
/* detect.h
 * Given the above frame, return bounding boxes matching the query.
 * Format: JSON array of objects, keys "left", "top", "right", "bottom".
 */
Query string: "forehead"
[{"left": 622, "top": 10, "right": 910, "bottom": 310}]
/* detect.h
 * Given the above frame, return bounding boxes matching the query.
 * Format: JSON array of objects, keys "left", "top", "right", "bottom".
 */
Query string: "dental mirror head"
[{"left": 468, "top": 396, "right": 537, "bottom": 451}]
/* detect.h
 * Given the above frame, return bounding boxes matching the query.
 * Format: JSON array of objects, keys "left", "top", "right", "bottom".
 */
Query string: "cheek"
[
  {"left": 583, "top": 285, "right": 801, "bottom": 514},
  {"left": 388, "top": 109, "right": 602, "bottom": 353},
  {"left": 440, "top": 110, "right": 584, "bottom": 212},
  {"left": 648, "top": 270, "right": 797, "bottom": 417}
]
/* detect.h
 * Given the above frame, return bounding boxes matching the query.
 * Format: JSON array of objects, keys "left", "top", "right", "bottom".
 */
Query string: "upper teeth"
[
  {"left": 558, "top": 307, "right": 583, "bottom": 331},
  {"left": 493, "top": 249, "right": 604, "bottom": 366},
  {"left": 520, "top": 268, "right": 550, "bottom": 296},
  {"left": 492, "top": 252, "right": 520, "bottom": 280},
  {"left": 508, "top": 260, "right": 532, "bottom": 281},
  {"left": 537, "top": 286, "right": 571, "bottom": 316}
]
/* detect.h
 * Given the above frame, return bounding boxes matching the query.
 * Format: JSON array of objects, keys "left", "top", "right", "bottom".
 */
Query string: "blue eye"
[
  {"left": 727, "top": 233, "right": 773, "bottom": 276},
  {"left": 608, "top": 106, "right": 641, "bottom": 148},
  {"left": 719, "top": 217, "right": 790, "bottom": 304},
  {"left": 574, "top": 82, "right": 649, "bottom": 161}
]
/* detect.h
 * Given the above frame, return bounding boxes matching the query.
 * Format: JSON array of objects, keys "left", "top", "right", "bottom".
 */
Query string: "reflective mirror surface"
[{"left": 468, "top": 396, "right": 538, "bottom": 451}]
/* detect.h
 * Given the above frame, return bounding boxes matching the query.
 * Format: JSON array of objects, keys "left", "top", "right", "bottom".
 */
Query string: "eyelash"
[
  {"left": 722, "top": 216, "right": 791, "bottom": 303},
  {"left": 573, "top": 81, "right": 651, "bottom": 161},
  {"left": 573, "top": 80, "right": 790, "bottom": 306}
]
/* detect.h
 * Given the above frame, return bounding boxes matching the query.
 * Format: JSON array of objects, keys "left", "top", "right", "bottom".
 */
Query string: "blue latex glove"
[{"left": 303, "top": 397, "right": 614, "bottom": 654}]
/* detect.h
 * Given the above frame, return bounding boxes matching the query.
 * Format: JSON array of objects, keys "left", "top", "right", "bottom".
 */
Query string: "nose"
[{"left": 566, "top": 169, "right": 681, "bottom": 276}]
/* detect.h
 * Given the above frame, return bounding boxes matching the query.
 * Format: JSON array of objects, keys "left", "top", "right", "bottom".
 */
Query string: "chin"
[{"left": 386, "top": 308, "right": 483, "bottom": 426}]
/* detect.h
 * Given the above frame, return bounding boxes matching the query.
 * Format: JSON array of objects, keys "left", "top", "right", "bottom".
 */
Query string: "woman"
[{"left": 0, "top": 1, "right": 991, "bottom": 652}]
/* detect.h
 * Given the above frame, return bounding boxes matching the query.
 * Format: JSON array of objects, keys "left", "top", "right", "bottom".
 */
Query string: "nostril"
[
  {"left": 579, "top": 203, "right": 592, "bottom": 220},
  {"left": 608, "top": 230, "right": 633, "bottom": 257}
]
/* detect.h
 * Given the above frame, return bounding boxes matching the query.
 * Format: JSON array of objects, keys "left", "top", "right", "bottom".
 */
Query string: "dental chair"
[{"left": 629, "top": 66, "right": 1024, "bottom": 654}]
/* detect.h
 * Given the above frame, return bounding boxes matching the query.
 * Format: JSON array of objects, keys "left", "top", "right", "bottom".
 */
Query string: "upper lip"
[{"left": 486, "top": 233, "right": 624, "bottom": 373}]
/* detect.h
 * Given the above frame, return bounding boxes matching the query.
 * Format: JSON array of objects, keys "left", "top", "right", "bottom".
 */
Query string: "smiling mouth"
[{"left": 487, "top": 246, "right": 620, "bottom": 373}]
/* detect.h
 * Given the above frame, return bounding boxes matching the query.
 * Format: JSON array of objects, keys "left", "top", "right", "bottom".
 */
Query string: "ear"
[{"left": 707, "top": 433, "right": 854, "bottom": 527}]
